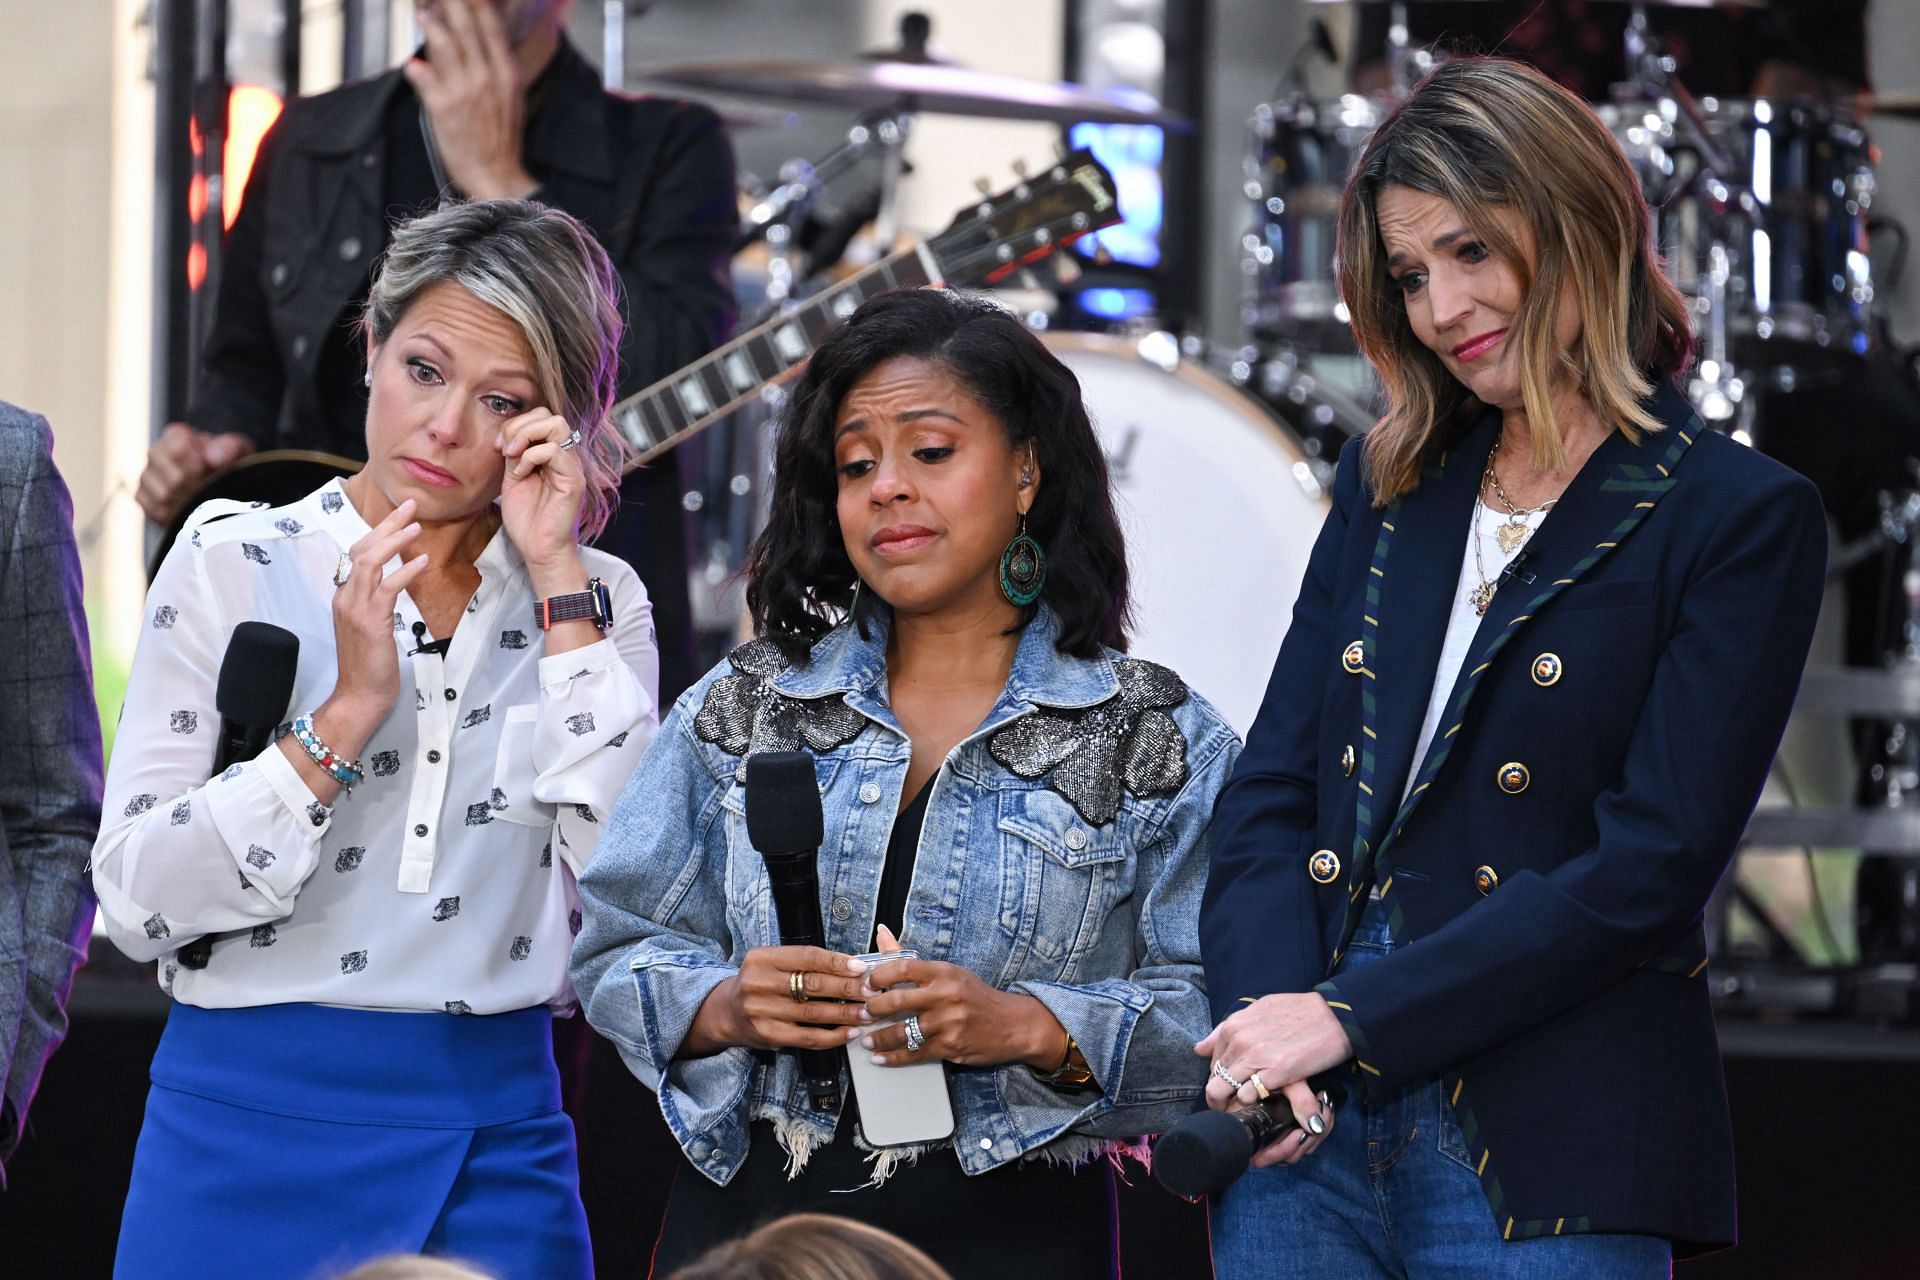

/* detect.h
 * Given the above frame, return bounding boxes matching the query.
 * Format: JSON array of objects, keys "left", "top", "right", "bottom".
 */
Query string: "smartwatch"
[{"left": 534, "top": 577, "right": 613, "bottom": 632}]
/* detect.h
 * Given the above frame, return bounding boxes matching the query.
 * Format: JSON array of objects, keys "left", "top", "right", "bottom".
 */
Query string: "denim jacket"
[{"left": 571, "top": 607, "right": 1240, "bottom": 1185}]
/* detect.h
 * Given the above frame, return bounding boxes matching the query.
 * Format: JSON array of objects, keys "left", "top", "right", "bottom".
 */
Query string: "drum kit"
[{"left": 639, "top": 2, "right": 1920, "bottom": 1004}]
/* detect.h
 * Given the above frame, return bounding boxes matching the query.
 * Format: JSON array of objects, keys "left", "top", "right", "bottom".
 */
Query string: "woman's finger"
[
  {"left": 374, "top": 553, "right": 433, "bottom": 604},
  {"left": 788, "top": 967, "right": 867, "bottom": 1004},
  {"left": 509, "top": 441, "right": 571, "bottom": 480},
  {"left": 864, "top": 957, "right": 932, "bottom": 992},
  {"left": 499, "top": 410, "right": 568, "bottom": 456}
]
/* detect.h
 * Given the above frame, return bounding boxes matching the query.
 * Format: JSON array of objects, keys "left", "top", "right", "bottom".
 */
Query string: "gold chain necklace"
[{"left": 1482, "top": 438, "right": 1556, "bottom": 554}]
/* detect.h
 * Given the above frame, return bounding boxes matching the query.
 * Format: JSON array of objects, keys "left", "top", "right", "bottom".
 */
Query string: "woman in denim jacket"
[{"left": 571, "top": 289, "right": 1239, "bottom": 1277}]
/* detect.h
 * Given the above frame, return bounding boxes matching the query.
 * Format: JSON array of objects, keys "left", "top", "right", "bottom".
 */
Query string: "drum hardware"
[{"left": 1041, "top": 333, "right": 1329, "bottom": 733}]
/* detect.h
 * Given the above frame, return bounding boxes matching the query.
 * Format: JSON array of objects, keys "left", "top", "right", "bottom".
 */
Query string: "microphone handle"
[
  {"left": 1238, "top": 1072, "right": 1351, "bottom": 1150},
  {"left": 759, "top": 853, "right": 843, "bottom": 1110},
  {"left": 184, "top": 720, "right": 277, "bottom": 970}
]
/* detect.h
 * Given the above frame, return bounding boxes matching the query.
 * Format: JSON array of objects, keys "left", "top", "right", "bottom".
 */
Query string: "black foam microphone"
[
  {"left": 1152, "top": 1075, "right": 1348, "bottom": 1199},
  {"left": 744, "top": 750, "right": 841, "bottom": 1111},
  {"left": 213, "top": 622, "right": 301, "bottom": 776},
  {"left": 183, "top": 622, "right": 301, "bottom": 970}
]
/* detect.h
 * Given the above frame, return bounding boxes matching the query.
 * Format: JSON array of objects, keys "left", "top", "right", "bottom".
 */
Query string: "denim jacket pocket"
[{"left": 995, "top": 788, "right": 1133, "bottom": 982}]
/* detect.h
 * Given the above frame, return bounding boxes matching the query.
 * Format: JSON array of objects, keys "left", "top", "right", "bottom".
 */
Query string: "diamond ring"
[
  {"left": 559, "top": 427, "right": 583, "bottom": 452},
  {"left": 902, "top": 1014, "right": 926, "bottom": 1052},
  {"left": 1212, "top": 1062, "right": 1246, "bottom": 1091},
  {"left": 331, "top": 552, "right": 353, "bottom": 587}
]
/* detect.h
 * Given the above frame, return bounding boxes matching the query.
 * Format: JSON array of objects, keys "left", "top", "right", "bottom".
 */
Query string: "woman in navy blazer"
[{"left": 1198, "top": 59, "right": 1827, "bottom": 1277}]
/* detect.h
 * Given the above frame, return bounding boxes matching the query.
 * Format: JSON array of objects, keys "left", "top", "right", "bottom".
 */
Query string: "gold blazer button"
[
  {"left": 1341, "top": 744, "right": 1356, "bottom": 777},
  {"left": 1342, "top": 640, "right": 1367, "bottom": 674},
  {"left": 1496, "top": 762, "right": 1530, "bottom": 794},
  {"left": 1474, "top": 864, "right": 1500, "bottom": 895},
  {"left": 1309, "top": 849, "right": 1342, "bottom": 884},
  {"left": 1531, "top": 653, "right": 1563, "bottom": 686}
]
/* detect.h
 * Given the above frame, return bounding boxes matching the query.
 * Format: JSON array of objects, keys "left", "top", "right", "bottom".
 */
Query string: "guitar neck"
[{"left": 613, "top": 244, "right": 941, "bottom": 469}]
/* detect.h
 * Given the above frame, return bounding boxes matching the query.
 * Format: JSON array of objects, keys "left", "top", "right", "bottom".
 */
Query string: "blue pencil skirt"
[{"left": 114, "top": 1002, "right": 593, "bottom": 1280}]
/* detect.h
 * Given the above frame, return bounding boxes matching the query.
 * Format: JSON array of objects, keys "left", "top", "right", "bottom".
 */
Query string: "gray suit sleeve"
[{"left": 0, "top": 404, "right": 102, "bottom": 1157}]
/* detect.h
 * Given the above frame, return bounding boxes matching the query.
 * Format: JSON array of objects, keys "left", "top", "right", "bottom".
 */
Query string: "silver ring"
[
  {"left": 1212, "top": 1062, "right": 1246, "bottom": 1091},
  {"left": 331, "top": 552, "right": 353, "bottom": 587},
  {"left": 559, "top": 427, "right": 582, "bottom": 452},
  {"left": 902, "top": 1014, "right": 925, "bottom": 1052}
]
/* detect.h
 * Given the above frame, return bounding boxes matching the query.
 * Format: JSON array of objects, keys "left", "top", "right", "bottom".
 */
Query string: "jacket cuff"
[{"left": 1313, "top": 978, "right": 1386, "bottom": 1095}]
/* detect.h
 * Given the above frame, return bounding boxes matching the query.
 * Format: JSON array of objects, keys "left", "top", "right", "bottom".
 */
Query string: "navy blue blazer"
[{"left": 1200, "top": 382, "right": 1826, "bottom": 1253}]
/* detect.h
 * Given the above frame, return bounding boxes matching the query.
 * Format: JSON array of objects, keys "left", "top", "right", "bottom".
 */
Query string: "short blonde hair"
[
  {"left": 362, "top": 198, "right": 629, "bottom": 538},
  {"left": 1336, "top": 57, "right": 1693, "bottom": 505},
  {"left": 664, "top": 1213, "right": 953, "bottom": 1280}
]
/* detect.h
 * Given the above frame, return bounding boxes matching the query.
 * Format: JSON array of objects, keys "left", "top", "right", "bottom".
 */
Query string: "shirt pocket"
[
  {"left": 994, "top": 788, "right": 1133, "bottom": 981},
  {"left": 491, "top": 704, "right": 556, "bottom": 827}
]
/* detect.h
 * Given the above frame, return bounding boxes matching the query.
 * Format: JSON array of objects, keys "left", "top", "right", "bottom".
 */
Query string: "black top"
[
  {"left": 873, "top": 777, "right": 932, "bottom": 946},
  {"left": 651, "top": 771, "right": 1115, "bottom": 1279}
]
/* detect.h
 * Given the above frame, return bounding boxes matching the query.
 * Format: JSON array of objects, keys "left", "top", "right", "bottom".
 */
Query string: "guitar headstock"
[{"left": 926, "top": 149, "right": 1122, "bottom": 286}]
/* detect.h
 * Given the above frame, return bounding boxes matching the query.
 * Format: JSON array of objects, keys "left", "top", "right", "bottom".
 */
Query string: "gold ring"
[
  {"left": 1248, "top": 1070, "right": 1272, "bottom": 1101},
  {"left": 788, "top": 971, "right": 807, "bottom": 1003}
]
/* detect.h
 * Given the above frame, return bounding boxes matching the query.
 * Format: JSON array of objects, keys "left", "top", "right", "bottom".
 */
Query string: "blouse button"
[
  {"left": 413, "top": 823, "right": 429, "bottom": 838},
  {"left": 444, "top": 688, "right": 457, "bottom": 701},
  {"left": 427, "top": 750, "right": 442, "bottom": 764},
  {"left": 1064, "top": 828, "right": 1088, "bottom": 851},
  {"left": 830, "top": 897, "right": 854, "bottom": 922},
  {"left": 858, "top": 782, "right": 881, "bottom": 804}
]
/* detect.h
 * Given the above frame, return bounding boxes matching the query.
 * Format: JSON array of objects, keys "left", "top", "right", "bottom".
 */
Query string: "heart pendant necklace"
[{"left": 1483, "top": 438, "right": 1555, "bottom": 557}]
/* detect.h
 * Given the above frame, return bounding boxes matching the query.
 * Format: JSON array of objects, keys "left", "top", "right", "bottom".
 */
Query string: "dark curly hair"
[{"left": 745, "top": 289, "right": 1130, "bottom": 665}]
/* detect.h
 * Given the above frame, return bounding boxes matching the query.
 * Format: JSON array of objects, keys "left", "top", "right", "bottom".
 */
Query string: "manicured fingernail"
[
  {"left": 859, "top": 983, "right": 878, "bottom": 998},
  {"left": 870, "top": 1054, "right": 886, "bottom": 1066},
  {"left": 857, "top": 1008, "right": 872, "bottom": 1023},
  {"left": 846, "top": 1027, "right": 862, "bottom": 1041},
  {"left": 1297, "top": 1131, "right": 1310, "bottom": 1146},
  {"left": 860, "top": 1036, "right": 875, "bottom": 1050},
  {"left": 1307, "top": 1114, "right": 1326, "bottom": 1135}
]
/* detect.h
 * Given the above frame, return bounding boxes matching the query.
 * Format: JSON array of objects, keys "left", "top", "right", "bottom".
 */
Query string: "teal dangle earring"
[{"left": 999, "top": 514, "right": 1046, "bottom": 607}]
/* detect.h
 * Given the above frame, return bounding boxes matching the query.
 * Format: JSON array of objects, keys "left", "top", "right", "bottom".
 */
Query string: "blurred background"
[{"left": 7, "top": 1, "right": 1920, "bottom": 1274}]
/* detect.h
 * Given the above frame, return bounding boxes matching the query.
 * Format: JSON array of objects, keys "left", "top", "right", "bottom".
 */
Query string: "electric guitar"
[{"left": 150, "top": 151, "right": 1123, "bottom": 575}]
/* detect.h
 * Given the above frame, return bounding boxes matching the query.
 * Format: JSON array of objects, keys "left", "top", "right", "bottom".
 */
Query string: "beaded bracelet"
[{"left": 290, "top": 714, "right": 365, "bottom": 792}]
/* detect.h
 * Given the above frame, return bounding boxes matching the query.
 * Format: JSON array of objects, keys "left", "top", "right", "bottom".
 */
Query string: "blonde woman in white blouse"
[{"left": 93, "top": 201, "right": 657, "bottom": 1280}]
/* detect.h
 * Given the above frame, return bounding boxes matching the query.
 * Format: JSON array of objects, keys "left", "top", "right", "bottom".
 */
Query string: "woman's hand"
[
  {"left": 1194, "top": 993, "right": 1351, "bottom": 1167},
  {"left": 497, "top": 408, "right": 588, "bottom": 581},
  {"left": 324, "top": 499, "right": 428, "bottom": 737},
  {"left": 681, "top": 945, "right": 870, "bottom": 1057},
  {"left": 857, "top": 926, "right": 1068, "bottom": 1069}
]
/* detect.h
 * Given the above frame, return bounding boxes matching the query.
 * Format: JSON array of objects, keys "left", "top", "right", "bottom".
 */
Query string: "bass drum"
[{"left": 1043, "top": 333, "right": 1332, "bottom": 735}]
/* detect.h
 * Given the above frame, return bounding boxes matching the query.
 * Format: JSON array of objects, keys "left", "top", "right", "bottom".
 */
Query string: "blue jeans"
[{"left": 1209, "top": 910, "right": 1672, "bottom": 1280}]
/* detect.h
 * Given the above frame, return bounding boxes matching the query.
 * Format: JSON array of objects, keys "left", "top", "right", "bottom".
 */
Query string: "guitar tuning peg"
[
  {"left": 974, "top": 176, "right": 994, "bottom": 196},
  {"left": 1016, "top": 268, "right": 1042, "bottom": 291},
  {"left": 1049, "top": 254, "right": 1083, "bottom": 286},
  {"left": 1091, "top": 243, "right": 1115, "bottom": 266},
  {"left": 1011, "top": 159, "right": 1029, "bottom": 179}
]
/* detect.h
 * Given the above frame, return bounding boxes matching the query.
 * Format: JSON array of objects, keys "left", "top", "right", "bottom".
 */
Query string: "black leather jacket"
[{"left": 186, "top": 38, "right": 738, "bottom": 700}]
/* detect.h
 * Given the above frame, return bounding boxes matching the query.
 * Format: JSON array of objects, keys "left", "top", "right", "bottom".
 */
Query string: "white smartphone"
[{"left": 844, "top": 949, "right": 957, "bottom": 1148}]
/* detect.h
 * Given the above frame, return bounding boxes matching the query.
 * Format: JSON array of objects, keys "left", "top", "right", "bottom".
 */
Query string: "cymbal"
[
  {"left": 1872, "top": 90, "right": 1920, "bottom": 120},
  {"left": 1309, "top": 0, "right": 1767, "bottom": 7},
  {"left": 635, "top": 58, "right": 1189, "bottom": 129}
]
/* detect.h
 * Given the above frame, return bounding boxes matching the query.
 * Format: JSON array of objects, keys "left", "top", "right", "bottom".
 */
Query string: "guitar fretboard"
[{"left": 613, "top": 245, "right": 939, "bottom": 468}]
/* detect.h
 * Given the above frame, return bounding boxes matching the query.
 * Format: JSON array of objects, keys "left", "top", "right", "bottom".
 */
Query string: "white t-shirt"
[
  {"left": 1400, "top": 498, "right": 1551, "bottom": 806},
  {"left": 93, "top": 479, "right": 661, "bottom": 1015}
]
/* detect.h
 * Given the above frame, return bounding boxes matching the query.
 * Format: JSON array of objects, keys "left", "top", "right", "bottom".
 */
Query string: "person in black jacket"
[
  {"left": 135, "top": 0, "right": 736, "bottom": 704},
  {"left": 1200, "top": 59, "right": 1826, "bottom": 1276}
]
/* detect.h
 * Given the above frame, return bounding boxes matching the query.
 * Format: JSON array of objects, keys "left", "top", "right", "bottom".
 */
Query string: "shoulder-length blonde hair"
[
  {"left": 1336, "top": 57, "right": 1692, "bottom": 505},
  {"left": 361, "top": 199, "right": 629, "bottom": 539}
]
